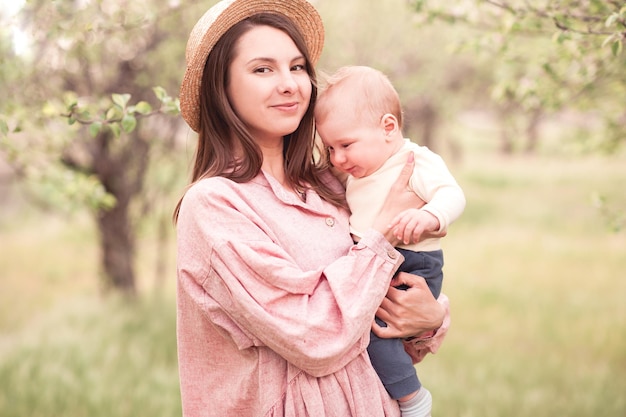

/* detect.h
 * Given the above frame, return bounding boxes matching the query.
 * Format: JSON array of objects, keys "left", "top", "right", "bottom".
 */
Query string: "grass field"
[
  {"left": 422, "top": 153, "right": 626, "bottom": 417},
  {"left": 1, "top": 129, "right": 625, "bottom": 416}
]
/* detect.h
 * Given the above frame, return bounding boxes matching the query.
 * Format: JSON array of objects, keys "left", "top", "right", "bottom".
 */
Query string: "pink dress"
[
  {"left": 177, "top": 173, "right": 402, "bottom": 417},
  {"left": 176, "top": 170, "right": 448, "bottom": 417}
]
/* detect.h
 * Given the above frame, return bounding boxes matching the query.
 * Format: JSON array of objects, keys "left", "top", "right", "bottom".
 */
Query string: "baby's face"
[{"left": 316, "top": 110, "right": 394, "bottom": 178}]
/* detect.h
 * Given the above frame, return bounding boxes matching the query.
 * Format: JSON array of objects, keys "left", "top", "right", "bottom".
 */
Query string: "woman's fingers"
[{"left": 372, "top": 272, "right": 444, "bottom": 339}]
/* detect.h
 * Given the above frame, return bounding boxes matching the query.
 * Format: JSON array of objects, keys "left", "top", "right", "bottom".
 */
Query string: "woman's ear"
[{"left": 380, "top": 113, "right": 399, "bottom": 137}]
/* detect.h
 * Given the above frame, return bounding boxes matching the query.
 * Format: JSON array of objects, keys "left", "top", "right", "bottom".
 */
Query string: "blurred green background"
[{"left": 1, "top": 0, "right": 625, "bottom": 416}]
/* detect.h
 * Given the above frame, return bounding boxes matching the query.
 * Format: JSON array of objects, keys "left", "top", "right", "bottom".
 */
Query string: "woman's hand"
[
  {"left": 371, "top": 272, "right": 445, "bottom": 339},
  {"left": 372, "top": 153, "right": 426, "bottom": 245}
]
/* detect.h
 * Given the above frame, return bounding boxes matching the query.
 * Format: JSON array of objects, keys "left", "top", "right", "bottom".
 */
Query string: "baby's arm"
[
  {"left": 403, "top": 147, "right": 465, "bottom": 239},
  {"left": 388, "top": 208, "right": 441, "bottom": 245}
]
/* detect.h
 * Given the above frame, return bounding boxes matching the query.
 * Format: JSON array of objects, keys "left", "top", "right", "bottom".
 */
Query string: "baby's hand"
[{"left": 389, "top": 209, "right": 440, "bottom": 245}]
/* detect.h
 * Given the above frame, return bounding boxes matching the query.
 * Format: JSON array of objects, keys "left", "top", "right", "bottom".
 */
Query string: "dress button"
[
  {"left": 387, "top": 250, "right": 397, "bottom": 259},
  {"left": 325, "top": 217, "right": 335, "bottom": 227}
]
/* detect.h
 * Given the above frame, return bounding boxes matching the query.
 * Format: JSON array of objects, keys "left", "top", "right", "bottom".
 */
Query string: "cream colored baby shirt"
[
  {"left": 347, "top": 139, "right": 466, "bottom": 252},
  {"left": 176, "top": 170, "right": 405, "bottom": 417}
]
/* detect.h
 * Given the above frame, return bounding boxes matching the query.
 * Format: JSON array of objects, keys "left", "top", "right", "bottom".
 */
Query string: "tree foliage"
[
  {"left": 0, "top": 0, "right": 203, "bottom": 295},
  {"left": 409, "top": 0, "right": 626, "bottom": 153}
]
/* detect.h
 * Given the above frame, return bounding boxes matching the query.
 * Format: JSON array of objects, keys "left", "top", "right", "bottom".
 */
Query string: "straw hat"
[{"left": 179, "top": 0, "right": 325, "bottom": 132}]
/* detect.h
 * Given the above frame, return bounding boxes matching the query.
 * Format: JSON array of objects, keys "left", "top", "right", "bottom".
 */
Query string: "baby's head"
[{"left": 315, "top": 66, "right": 404, "bottom": 178}]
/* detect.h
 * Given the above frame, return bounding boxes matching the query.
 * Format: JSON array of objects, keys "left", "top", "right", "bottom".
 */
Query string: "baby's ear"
[{"left": 380, "top": 113, "right": 399, "bottom": 136}]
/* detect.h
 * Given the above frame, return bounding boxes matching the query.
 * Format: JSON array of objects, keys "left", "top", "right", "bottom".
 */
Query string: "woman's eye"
[
  {"left": 292, "top": 64, "right": 306, "bottom": 71},
  {"left": 254, "top": 67, "right": 271, "bottom": 74}
]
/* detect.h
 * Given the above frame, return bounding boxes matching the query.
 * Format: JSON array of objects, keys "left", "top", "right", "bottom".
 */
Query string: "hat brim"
[{"left": 179, "top": 0, "right": 324, "bottom": 132}]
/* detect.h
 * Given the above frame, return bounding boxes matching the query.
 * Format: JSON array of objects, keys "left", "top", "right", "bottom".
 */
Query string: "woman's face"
[{"left": 227, "top": 25, "right": 312, "bottom": 145}]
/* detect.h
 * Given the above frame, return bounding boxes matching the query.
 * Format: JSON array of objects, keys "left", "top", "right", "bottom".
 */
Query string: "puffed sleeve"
[
  {"left": 176, "top": 178, "right": 403, "bottom": 377},
  {"left": 403, "top": 293, "right": 451, "bottom": 363}
]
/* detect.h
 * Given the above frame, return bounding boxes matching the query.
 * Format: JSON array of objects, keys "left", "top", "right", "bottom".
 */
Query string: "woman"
[{"left": 174, "top": 1, "right": 448, "bottom": 415}]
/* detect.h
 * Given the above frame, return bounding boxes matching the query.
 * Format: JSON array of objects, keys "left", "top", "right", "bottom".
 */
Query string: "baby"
[{"left": 315, "top": 66, "right": 465, "bottom": 417}]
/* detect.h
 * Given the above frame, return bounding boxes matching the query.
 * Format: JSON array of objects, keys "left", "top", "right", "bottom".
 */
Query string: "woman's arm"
[{"left": 176, "top": 178, "right": 403, "bottom": 377}]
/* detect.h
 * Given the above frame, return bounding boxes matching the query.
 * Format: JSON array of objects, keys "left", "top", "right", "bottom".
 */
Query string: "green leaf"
[
  {"left": 605, "top": 13, "right": 618, "bottom": 28},
  {"left": 611, "top": 41, "right": 622, "bottom": 57},
  {"left": 106, "top": 106, "right": 123, "bottom": 122},
  {"left": 112, "top": 93, "right": 131, "bottom": 109},
  {"left": 89, "top": 122, "right": 103, "bottom": 138},
  {"left": 99, "top": 194, "right": 117, "bottom": 210},
  {"left": 121, "top": 114, "right": 137, "bottom": 133},
  {"left": 163, "top": 99, "right": 181, "bottom": 115},
  {"left": 78, "top": 110, "right": 91, "bottom": 121},
  {"left": 602, "top": 34, "right": 616, "bottom": 48},
  {"left": 109, "top": 123, "right": 121, "bottom": 138},
  {"left": 133, "top": 101, "right": 152, "bottom": 115},
  {"left": 153, "top": 86, "right": 167, "bottom": 101},
  {"left": 542, "top": 62, "right": 555, "bottom": 78}
]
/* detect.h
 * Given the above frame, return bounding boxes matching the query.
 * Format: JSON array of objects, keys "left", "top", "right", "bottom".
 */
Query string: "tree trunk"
[
  {"left": 91, "top": 128, "right": 150, "bottom": 296},
  {"left": 98, "top": 197, "right": 136, "bottom": 295}
]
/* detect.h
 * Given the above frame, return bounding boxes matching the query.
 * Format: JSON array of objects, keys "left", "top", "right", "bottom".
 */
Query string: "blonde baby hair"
[{"left": 316, "top": 65, "right": 403, "bottom": 129}]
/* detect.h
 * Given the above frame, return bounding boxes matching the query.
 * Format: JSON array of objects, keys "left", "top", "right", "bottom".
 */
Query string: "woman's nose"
[{"left": 279, "top": 71, "right": 298, "bottom": 94}]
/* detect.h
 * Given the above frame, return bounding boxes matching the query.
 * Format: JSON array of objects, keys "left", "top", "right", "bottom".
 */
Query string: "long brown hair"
[{"left": 174, "top": 13, "right": 344, "bottom": 222}]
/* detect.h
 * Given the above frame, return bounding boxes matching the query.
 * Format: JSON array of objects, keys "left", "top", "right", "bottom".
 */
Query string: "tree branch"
[{"left": 480, "top": 0, "right": 624, "bottom": 36}]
